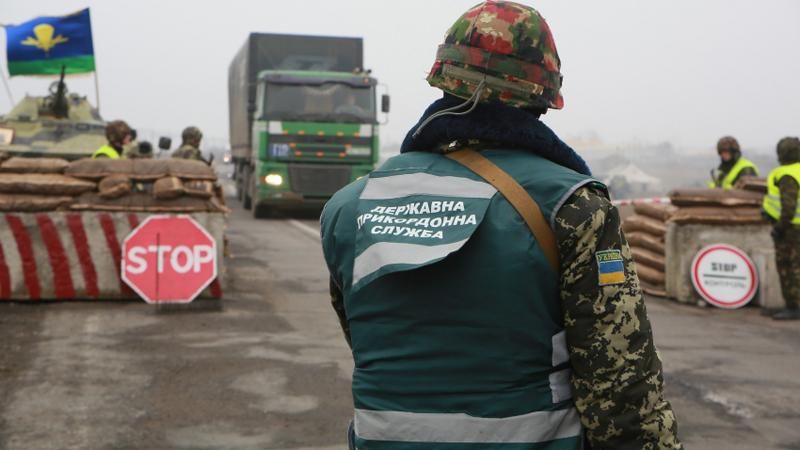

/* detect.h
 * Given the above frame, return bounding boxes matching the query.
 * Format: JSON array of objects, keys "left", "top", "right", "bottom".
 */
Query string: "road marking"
[{"left": 288, "top": 220, "right": 320, "bottom": 241}]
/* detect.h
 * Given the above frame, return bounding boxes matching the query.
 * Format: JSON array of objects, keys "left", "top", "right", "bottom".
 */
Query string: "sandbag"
[
  {"left": 633, "top": 202, "right": 677, "bottom": 222},
  {"left": 0, "top": 173, "right": 95, "bottom": 195},
  {"left": 153, "top": 177, "right": 184, "bottom": 200},
  {"left": 71, "top": 192, "right": 226, "bottom": 213},
  {"left": 165, "top": 159, "right": 216, "bottom": 181},
  {"left": 0, "top": 194, "right": 73, "bottom": 212},
  {"left": 735, "top": 176, "right": 768, "bottom": 194},
  {"left": 631, "top": 247, "right": 666, "bottom": 272},
  {"left": 622, "top": 215, "right": 667, "bottom": 238},
  {"left": 626, "top": 232, "right": 666, "bottom": 254},
  {"left": 183, "top": 180, "right": 215, "bottom": 198},
  {"left": 0, "top": 157, "right": 69, "bottom": 174},
  {"left": 635, "top": 263, "right": 666, "bottom": 286},
  {"left": 65, "top": 158, "right": 134, "bottom": 180},
  {"left": 98, "top": 174, "right": 132, "bottom": 199},
  {"left": 669, "top": 188, "right": 763, "bottom": 207},
  {"left": 641, "top": 282, "right": 667, "bottom": 298},
  {"left": 670, "top": 207, "right": 765, "bottom": 225},
  {"left": 65, "top": 158, "right": 217, "bottom": 182}
]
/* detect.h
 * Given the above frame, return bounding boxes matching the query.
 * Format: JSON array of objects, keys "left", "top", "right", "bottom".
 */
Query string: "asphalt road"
[{"left": 0, "top": 198, "right": 798, "bottom": 449}]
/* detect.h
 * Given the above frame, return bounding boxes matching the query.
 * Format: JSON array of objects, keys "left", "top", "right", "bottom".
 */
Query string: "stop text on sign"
[
  {"left": 121, "top": 215, "right": 218, "bottom": 304},
  {"left": 126, "top": 245, "right": 215, "bottom": 275}
]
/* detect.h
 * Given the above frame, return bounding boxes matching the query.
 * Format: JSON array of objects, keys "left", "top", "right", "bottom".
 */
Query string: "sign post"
[
  {"left": 122, "top": 215, "right": 218, "bottom": 304},
  {"left": 691, "top": 244, "right": 758, "bottom": 309}
]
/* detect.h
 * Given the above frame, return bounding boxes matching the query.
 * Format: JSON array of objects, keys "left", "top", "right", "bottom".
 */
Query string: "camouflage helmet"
[
  {"left": 716, "top": 136, "right": 740, "bottom": 154},
  {"left": 105, "top": 120, "right": 132, "bottom": 147},
  {"left": 426, "top": 1, "right": 563, "bottom": 110},
  {"left": 777, "top": 136, "right": 800, "bottom": 165},
  {"left": 181, "top": 126, "right": 203, "bottom": 144}
]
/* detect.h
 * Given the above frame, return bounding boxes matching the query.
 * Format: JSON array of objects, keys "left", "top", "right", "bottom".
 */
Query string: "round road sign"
[
  {"left": 691, "top": 244, "right": 758, "bottom": 309},
  {"left": 122, "top": 215, "right": 218, "bottom": 304}
]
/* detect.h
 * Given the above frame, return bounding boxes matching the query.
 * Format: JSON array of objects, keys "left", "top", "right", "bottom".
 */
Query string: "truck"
[{"left": 228, "top": 33, "right": 389, "bottom": 217}]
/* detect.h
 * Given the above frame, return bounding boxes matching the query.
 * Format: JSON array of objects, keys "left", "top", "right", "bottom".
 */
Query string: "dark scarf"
[{"left": 400, "top": 95, "right": 592, "bottom": 176}]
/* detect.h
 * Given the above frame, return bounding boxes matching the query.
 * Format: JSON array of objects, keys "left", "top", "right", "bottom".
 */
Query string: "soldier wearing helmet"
[
  {"left": 172, "top": 126, "right": 205, "bottom": 162},
  {"left": 92, "top": 120, "right": 132, "bottom": 159},
  {"left": 709, "top": 136, "right": 759, "bottom": 189},
  {"left": 320, "top": 2, "right": 682, "bottom": 449},
  {"left": 763, "top": 137, "right": 800, "bottom": 320}
]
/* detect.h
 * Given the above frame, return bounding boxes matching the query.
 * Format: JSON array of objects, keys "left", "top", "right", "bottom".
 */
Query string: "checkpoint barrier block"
[{"left": 0, "top": 212, "right": 225, "bottom": 301}]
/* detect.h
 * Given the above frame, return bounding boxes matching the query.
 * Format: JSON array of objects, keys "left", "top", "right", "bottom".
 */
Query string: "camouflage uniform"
[
  {"left": 329, "top": 2, "right": 682, "bottom": 448},
  {"left": 771, "top": 138, "right": 800, "bottom": 317},
  {"left": 172, "top": 144, "right": 204, "bottom": 161},
  {"left": 172, "top": 126, "right": 205, "bottom": 161}
]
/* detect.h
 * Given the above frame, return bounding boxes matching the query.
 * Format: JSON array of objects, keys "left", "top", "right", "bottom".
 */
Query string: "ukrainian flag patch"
[{"left": 596, "top": 250, "right": 626, "bottom": 286}]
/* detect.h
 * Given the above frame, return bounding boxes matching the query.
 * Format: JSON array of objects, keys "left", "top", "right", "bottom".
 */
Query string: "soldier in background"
[
  {"left": 172, "top": 126, "right": 205, "bottom": 161},
  {"left": 763, "top": 137, "right": 800, "bottom": 320},
  {"left": 92, "top": 120, "right": 132, "bottom": 159},
  {"left": 709, "top": 136, "right": 759, "bottom": 189},
  {"left": 320, "top": 2, "right": 682, "bottom": 449}
]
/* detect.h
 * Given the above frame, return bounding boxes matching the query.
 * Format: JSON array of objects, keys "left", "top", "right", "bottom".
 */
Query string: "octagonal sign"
[{"left": 122, "top": 215, "right": 218, "bottom": 304}]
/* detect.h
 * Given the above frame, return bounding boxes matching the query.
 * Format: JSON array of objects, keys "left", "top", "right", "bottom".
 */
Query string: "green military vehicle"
[
  {"left": 0, "top": 72, "right": 106, "bottom": 160},
  {"left": 228, "top": 33, "right": 389, "bottom": 217}
]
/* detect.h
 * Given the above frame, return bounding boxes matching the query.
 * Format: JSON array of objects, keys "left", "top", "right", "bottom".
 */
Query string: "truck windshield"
[{"left": 263, "top": 82, "right": 375, "bottom": 123}]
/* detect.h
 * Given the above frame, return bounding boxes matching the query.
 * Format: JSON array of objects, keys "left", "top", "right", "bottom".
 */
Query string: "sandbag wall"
[
  {"left": 0, "top": 157, "right": 227, "bottom": 301},
  {"left": 622, "top": 202, "right": 675, "bottom": 296}
]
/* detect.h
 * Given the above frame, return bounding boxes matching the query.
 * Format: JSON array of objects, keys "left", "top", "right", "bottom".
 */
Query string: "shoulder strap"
[{"left": 445, "top": 149, "right": 560, "bottom": 271}]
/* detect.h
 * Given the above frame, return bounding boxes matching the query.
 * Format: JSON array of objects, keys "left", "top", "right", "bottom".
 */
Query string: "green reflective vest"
[
  {"left": 709, "top": 158, "right": 758, "bottom": 189},
  {"left": 321, "top": 150, "right": 605, "bottom": 450},
  {"left": 92, "top": 144, "right": 122, "bottom": 159},
  {"left": 763, "top": 163, "right": 800, "bottom": 225}
]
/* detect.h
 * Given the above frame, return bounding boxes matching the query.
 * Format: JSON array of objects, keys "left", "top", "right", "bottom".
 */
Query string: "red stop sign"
[{"left": 122, "top": 215, "right": 218, "bottom": 304}]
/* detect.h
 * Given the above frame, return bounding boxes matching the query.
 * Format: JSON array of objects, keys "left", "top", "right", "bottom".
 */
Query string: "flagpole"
[
  {"left": 0, "top": 61, "right": 14, "bottom": 106},
  {"left": 93, "top": 70, "right": 101, "bottom": 113}
]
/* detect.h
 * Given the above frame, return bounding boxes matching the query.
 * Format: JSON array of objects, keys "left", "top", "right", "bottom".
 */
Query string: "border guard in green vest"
[
  {"left": 92, "top": 120, "right": 132, "bottom": 159},
  {"left": 709, "top": 136, "right": 759, "bottom": 189},
  {"left": 763, "top": 137, "right": 800, "bottom": 320},
  {"left": 321, "top": 2, "right": 683, "bottom": 449}
]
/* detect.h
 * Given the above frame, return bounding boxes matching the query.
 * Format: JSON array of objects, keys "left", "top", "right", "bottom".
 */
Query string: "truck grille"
[{"left": 288, "top": 164, "right": 353, "bottom": 197}]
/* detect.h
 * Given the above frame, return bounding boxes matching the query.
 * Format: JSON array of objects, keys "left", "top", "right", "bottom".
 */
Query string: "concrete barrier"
[
  {"left": 664, "top": 222, "right": 784, "bottom": 309},
  {"left": 0, "top": 212, "right": 225, "bottom": 301}
]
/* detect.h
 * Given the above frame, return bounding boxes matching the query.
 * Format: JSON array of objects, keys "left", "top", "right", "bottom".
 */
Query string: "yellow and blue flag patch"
[{"left": 596, "top": 250, "right": 626, "bottom": 286}]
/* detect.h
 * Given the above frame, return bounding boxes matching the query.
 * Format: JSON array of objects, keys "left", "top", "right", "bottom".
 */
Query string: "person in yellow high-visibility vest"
[
  {"left": 92, "top": 120, "right": 132, "bottom": 159},
  {"left": 763, "top": 137, "right": 800, "bottom": 320},
  {"left": 709, "top": 136, "right": 759, "bottom": 189}
]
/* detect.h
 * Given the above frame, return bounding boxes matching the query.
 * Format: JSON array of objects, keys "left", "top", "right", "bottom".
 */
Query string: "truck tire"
[
  {"left": 252, "top": 204, "right": 270, "bottom": 219},
  {"left": 242, "top": 171, "right": 253, "bottom": 210}
]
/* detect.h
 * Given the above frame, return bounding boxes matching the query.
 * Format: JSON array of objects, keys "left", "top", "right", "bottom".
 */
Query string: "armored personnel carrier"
[{"left": 0, "top": 71, "right": 105, "bottom": 160}]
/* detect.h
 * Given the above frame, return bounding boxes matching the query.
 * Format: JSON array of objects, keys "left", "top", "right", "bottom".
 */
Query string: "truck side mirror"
[
  {"left": 158, "top": 137, "right": 172, "bottom": 151},
  {"left": 381, "top": 94, "right": 391, "bottom": 113}
]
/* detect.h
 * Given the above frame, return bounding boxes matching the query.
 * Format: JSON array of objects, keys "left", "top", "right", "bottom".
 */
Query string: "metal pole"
[
  {"left": 93, "top": 70, "right": 101, "bottom": 113},
  {"left": 0, "top": 62, "right": 14, "bottom": 106}
]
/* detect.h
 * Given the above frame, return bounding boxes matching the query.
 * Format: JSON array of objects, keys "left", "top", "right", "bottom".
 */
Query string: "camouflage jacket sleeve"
[
  {"left": 329, "top": 277, "right": 352, "bottom": 348},
  {"left": 777, "top": 175, "right": 799, "bottom": 228},
  {"left": 554, "top": 186, "right": 683, "bottom": 450}
]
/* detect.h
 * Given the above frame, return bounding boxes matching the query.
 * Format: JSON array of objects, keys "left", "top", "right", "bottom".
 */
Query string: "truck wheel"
[
  {"left": 242, "top": 171, "right": 253, "bottom": 210},
  {"left": 252, "top": 204, "right": 270, "bottom": 219}
]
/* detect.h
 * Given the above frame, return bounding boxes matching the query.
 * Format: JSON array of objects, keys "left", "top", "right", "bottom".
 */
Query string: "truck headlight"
[{"left": 264, "top": 174, "right": 283, "bottom": 186}]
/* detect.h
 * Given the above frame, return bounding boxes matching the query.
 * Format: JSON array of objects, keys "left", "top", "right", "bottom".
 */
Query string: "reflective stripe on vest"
[
  {"left": 712, "top": 158, "right": 758, "bottom": 189},
  {"left": 763, "top": 163, "right": 800, "bottom": 225},
  {"left": 354, "top": 406, "right": 582, "bottom": 444},
  {"left": 92, "top": 145, "right": 121, "bottom": 159}
]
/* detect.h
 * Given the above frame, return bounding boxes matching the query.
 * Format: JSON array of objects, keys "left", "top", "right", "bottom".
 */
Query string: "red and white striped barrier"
[
  {"left": 612, "top": 197, "right": 671, "bottom": 207},
  {"left": 0, "top": 212, "right": 225, "bottom": 301}
]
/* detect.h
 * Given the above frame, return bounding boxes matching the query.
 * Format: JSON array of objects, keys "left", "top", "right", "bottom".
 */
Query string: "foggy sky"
[{"left": 2, "top": 0, "right": 799, "bottom": 154}]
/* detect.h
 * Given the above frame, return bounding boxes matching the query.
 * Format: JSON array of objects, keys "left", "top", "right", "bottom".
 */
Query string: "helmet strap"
[{"left": 412, "top": 80, "right": 486, "bottom": 139}]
